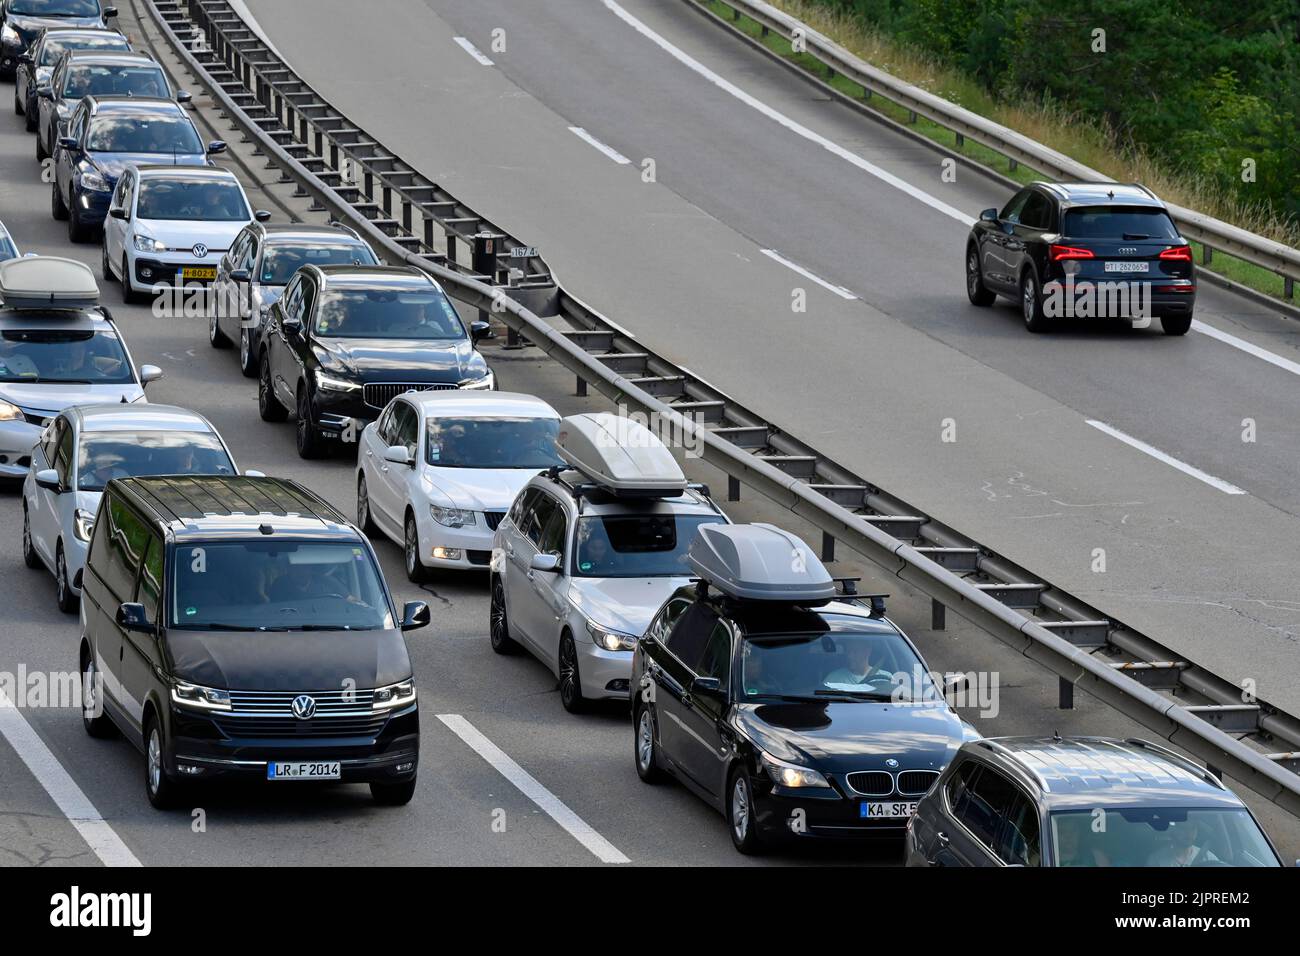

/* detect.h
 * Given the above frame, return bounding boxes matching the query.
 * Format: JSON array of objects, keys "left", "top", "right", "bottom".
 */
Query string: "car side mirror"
[
  {"left": 230, "top": 268, "right": 250, "bottom": 283},
  {"left": 980, "top": 207, "right": 999, "bottom": 223},
  {"left": 59, "top": 136, "right": 80, "bottom": 152},
  {"left": 254, "top": 209, "right": 271, "bottom": 222},
  {"left": 690, "top": 676, "right": 725, "bottom": 700},
  {"left": 400, "top": 600, "right": 430, "bottom": 631},
  {"left": 38, "top": 86, "right": 53, "bottom": 99},
  {"left": 942, "top": 673, "right": 969, "bottom": 696},
  {"left": 243, "top": 469, "right": 265, "bottom": 477},
  {"left": 382, "top": 444, "right": 412, "bottom": 466},
  {"left": 176, "top": 90, "right": 192, "bottom": 104},
  {"left": 281, "top": 313, "right": 301, "bottom": 333},
  {"left": 470, "top": 319, "right": 493, "bottom": 343},
  {"left": 116, "top": 602, "right": 152, "bottom": 633},
  {"left": 139, "top": 364, "right": 163, "bottom": 385},
  {"left": 109, "top": 207, "right": 127, "bottom": 219},
  {"left": 34, "top": 468, "right": 62, "bottom": 493},
  {"left": 18, "top": 53, "right": 32, "bottom": 65},
  {"left": 104, "top": 5, "right": 119, "bottom": 17},
  {"left": 529, "top": 552, "right": 560, "bottom": 573},
  {"left": 207, "top": 140, "right": 227, "bottom": 155}
]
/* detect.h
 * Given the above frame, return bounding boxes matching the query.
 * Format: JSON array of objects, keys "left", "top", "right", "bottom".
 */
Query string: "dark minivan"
[{"left": 77, "top": 474, "right": 430, "bottom": 808}]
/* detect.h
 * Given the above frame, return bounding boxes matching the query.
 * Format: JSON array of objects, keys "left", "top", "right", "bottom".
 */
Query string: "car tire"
[
  {"left": 403, "top": 511, "right": 428, "bottom": 583},
  {"left": 1020, "top": 269, "right": 1050, "bottom": 333},
  {"left": 258, "top": 352, "right": 288, "bottom": 422},
  {"left": 356, "top": 474, "right": 379, "bottom": 535},
  {"left": 22, "top": 506, "right": 42, "bottom": 569},
  {"left": 51, "top": 180, "right": 68, "bottom": 221},
  {"left": 36, "top": 130, "right": 48, "bottom": 162},
  {"left": 144, "top": 716, "right": 182, "bottom": 810},
  {"left": 55, "top": 541, "right": 78, "bottom": 615},
  {"left": 727, "top": 765, "right": 765, "bottom": 855},
  {"left": 81, "top": 649, "right": 116, "bottom": 739},
  {"left": 208, "top": 309, "right": 231, "bottom": 348},
  {"left": 489, "top": 574, "right": 520, "bottom": 655},
  {"left": 67, "top": 202, "right": 94, "bottom": 243},
  {"left": 370, "top": 778, "right": 417, "bottom": 806},
  {"left": 100, "top": 241, "right": 116, "bottom": 283},
  {"left": 24, "top": 102, "right": 37, "bottom": 133},
  {"left": 121, "top": 254, "right": 145, "bottom": 305},
  {"left": 558, "top": 631, "right": 586, "bottom": 714},
  {"left": 238, "top": 328, "right": 259, "bottom": 378},
  {"left": 295, "top": 386, "right": 327, "bottom": 459},
  {"left": 966, "top": 245, "right": 996, "bottom": 306},
  {"left": 1161, "top": 314, "right": 1192, "bottom": 336},
  {"left": 14, "top": 87, "right": 24, "bottom": 116},
  {"left": 634, "top": 703, "right": 665, "bottom": 784}
]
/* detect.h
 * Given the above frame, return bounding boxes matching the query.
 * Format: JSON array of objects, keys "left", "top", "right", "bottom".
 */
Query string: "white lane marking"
[
  {"left": 761, "top": 249, "right": 857, "bottom": 299},
  {"left": 0, "top": 691, "right": 141, "bottom": 867},
  {"left": 453, "top": 36, "right": 495, "bottom": 67},
  {"left": 603, "top": 0, "right": 1300, "bottom": 382},
  {"left": 568, "top": 126, "right": 631, "bottom": 165},
  {"left": 436, "top": 714, "right": 630, "bottom": 864},
  {"left": 1085, "top": 421, "right": 1246, "bottom": 496},
  {"left": 1191, "top": 320, "right": 1300, "bottom": 377},
  {"left": 602, "top": 0, "right": 973, "bottom": 225}
]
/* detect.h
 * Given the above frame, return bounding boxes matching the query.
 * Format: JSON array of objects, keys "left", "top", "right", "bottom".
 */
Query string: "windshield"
[
  {"left": 426, "top": 416, "right": 561, "bottom": 469},
  {"left": 12, "top": 0, "right": 101, "bottom": 16},
  {"left": 63, "top": 64, "right": 167, "bottom": 99},
  {"left": 77, "top": 430, "right": 234, "bottom": 491},
  {"left": 739, "top": 625, "right": 934, "bottom": 701},
  {"left": 314, "top": 287, "right": 464, "bottom": 339},
  {"left": 0, "top": 329, "right": 133, "bottom": 384},
  {"left": 40, "top": 34, "right": 130, "bottom": 66},
  {"left": 137, "top": 178, "right": 248, "bottom": 221},
  {"left": 86, "top": 115, "right": 201, "bottom": 154},
  {"left": 171, "top": 540, "right": 394, "bottom": 631},
  {"left": 573, "top": 512, "right": 714, "bottom": 578},
  {"left": 260, "top": 242, "right": 376, "bottom": 285},
  {"left": 1062, "top": 207, "right": 1180, "bottom": 240},
  {"left": 1050, "top": 808, "right": 1280, "bottom": 867}
]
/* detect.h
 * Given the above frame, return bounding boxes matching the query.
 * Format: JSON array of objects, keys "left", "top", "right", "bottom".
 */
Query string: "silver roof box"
[
  {"left": 0, "top": 256, "right": 100, "bottom": 311},
  {"left": 556, "top": 412, "right": 687, "bottom": 497},
  {"left": 688, "top": 523, "right": 836, "bottom": 603}
]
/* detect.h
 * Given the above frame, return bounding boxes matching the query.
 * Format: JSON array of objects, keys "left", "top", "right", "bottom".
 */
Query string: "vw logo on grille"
[
  {"left": 290, "top": 695, "right": 317, "bottom": 719},
  {"left": 192, "top": 243, "right": 208, "bottom": 258},
  {"left": 885, "top": 758, "right": 900, "bottom": 769}
]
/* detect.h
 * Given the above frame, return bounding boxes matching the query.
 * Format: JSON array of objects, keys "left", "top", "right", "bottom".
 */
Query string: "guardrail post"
[
  {"left": 1207, "top": 762, "right": 1222, "bottom": 780},
  {"left": 1009, "top": 158, "right": 1018, "bottom": 171},
  {"left": 728, "top": 476, "right": 741, "bottom": 502},
  {"left": 955, "top": 132, "right": 964, "bottom": 148},
  {"left": 1058, "top": 677, "right": 1074, "bottom": 710},
  {"left": 931, "top": 599, "right": 945, "bottom": 631},
  {"left": 1286, "top": 277, "right": 1295, "bottom": 300},
  {"left": 576, "top": 376, "right": 588, "bottom": 398},
  {"left": 821, "top": 531, "right": 835, "bottom": 562},
  {"left": 446, "top": 233, "right": 457, "bottom": 265},
  {"left": 1202, "top": 245, "right": 1212, "bottom": 266}
]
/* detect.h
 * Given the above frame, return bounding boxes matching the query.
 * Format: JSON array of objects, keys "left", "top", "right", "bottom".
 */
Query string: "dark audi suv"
[
  {"left": 78, "top": 474, "right": 430, "bottom": 808},
  {"left": 258, "top": 264, "right": 493, "bottom": 459},
  {"left": 966, "top": 182, "right": 1195, "bottom": 335}
]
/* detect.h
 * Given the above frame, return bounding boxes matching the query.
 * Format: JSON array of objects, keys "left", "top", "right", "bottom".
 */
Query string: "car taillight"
[
  {"left": 1158, "top": 245, "right": 1192, "bottom": 261},
  {"left": 1050, "top": 244, "right": 1094, "bottom": 260}
]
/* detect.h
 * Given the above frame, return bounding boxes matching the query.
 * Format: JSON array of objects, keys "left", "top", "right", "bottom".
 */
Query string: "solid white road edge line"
[
  {"left": 0, "top": 690, "right": 141, "bottom": 867},
  {"left": 1085, "top": 421, "right": 1247, "bottom": 496},
  {"left": 453, "top": 36, "right": 495, "bottom": 67},
  {"left": 761, "top": 249, "right": 857, "bottom": 299},
  {"left": 436, "top": 713, "right": 631, "bottom": 864},
  {"left": 568, "top": 126, "right": 632, "bottom": 165}
]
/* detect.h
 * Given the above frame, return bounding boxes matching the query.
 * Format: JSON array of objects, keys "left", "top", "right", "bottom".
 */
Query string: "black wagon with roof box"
[{"left": 76, "top": 474, "right": 431, "bottom": 809}]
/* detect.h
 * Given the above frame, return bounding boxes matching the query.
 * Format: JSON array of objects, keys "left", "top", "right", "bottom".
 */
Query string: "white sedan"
[
  {"left": 101, "top": 164, "right": 269, "bottom": 302},
  {"left": 22, "top": 403, "right": 254, "bottom": 613},
  {"left": 356, "top": 390, "right": 562, "bottom": 580}
]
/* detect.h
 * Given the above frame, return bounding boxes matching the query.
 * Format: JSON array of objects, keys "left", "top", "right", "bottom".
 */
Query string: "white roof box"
[
  {"left": 689, "top": 523, "right": 836, "bottom": 603},
  {"left": 0, "top": 257, "right": 100, "bottom": 311},
  {"left": 556, "top": 412, "right": 687, "bottom": 497}
]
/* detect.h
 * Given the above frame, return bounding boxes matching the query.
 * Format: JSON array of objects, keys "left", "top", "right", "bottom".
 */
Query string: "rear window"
[
  {"left": 63, "top": 64, "right": 168, "bottom": 99},
  {"left": 573, "top": 512, "right": 716, "bottom": 578},
  {"left": 41, "top": 34, "right": 131, "bottom": 67},
  {"left": 1062, "top": 206, "right": 1179, "bottom": 240},
  {"left": 260, "top": 242, "right": 376, "bottom": 285}
]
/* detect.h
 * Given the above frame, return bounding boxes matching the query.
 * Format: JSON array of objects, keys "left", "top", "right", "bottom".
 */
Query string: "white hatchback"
[{"left": 355, "top": 390, "right": 563, "bottom": 580}]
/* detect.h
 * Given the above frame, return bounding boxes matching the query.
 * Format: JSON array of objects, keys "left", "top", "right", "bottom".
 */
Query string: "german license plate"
[
  {"left": 861, "top": 800, "right": 917, "bottom": 818},
  {"left": 181, "top": 266, "right": 217, "bottom": 281},
  {"left": 267, "top": 760, "right": 341, "bottom": 781},
  {"left": 1104, "top": 261, "right": 1148, "bottom": 273}
]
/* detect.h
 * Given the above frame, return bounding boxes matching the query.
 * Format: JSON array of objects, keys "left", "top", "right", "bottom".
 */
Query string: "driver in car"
[
  {"left": 823, "top": 640, "right": 892, "bottom": 687},
  {"left": 56, "top": 337, "right": 122, "bottom": 379}
]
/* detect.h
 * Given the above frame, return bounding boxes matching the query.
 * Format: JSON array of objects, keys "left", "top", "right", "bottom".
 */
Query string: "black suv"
[
  {"left": 966, "top": 182, "right": 1195, "bottom": 335},
  {"left": 257, "top": 264, "right": 493, "bottom": 459},
  {"left": 77, "top": 474, "right": 430, "bottom": 809},
  {"left": 633, "top": 523, "right": 976, "bottom": 854},
  {"left": 907, "top": 736, "right": 1283, "bottom": 867}
]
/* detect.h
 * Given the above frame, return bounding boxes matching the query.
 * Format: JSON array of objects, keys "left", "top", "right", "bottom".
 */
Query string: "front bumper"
[
  {"left": 751, "top": 775, "right": 915, "bottom": 841},
  {"left": 133, "top": 252, "right": 224, "bottom": 289},
  {"left": 0, "top": 418, "right": 42, "bottom": 477},
  {"left": 167, "top": 702, "right": 420, "bottom": 784},
  {"left": 577, "top": 639, "right": 634, "bottom": 699},
  {"left": 74, "top": 186, "right": 112, "bottom": 222},
  {"left": 415, "top": 510, "right": 498, "bottom": 569}
]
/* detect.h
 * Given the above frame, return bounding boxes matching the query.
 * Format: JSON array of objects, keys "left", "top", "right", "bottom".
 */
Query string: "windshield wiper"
[
  {"left": 191, "top": 623, "right": 262, "bottom": 631},
  {"left": 814, "top": 689, "right": 895, "bottom": 701},
  {"left": 1121, "top": 233, "right": 1152, "bottom": 240}
]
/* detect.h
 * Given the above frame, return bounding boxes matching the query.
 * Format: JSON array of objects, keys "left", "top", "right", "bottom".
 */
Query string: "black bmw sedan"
[{"left": 632, "top": 523, "right": 979, "bottom": 854}]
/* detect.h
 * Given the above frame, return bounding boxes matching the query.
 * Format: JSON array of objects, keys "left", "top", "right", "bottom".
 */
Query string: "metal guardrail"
[
  {"left": 142, "top": 0, "right": 1300, "bottom": 818},
  {"left": 701, "top": 0, "right": 1300, "bottom": 300}
]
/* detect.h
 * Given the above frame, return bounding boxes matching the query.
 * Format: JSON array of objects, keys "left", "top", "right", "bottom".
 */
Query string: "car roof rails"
[
  {"left": 688, "top": 523, "right": 836, "bottom": 604},
  {"left": 0, "top": 256, "right": 100, "bottom": 312},
  {"left": 555, "top": 412, "right": 687, "bottom": 498},
  {"left": 831, "top": 577, "right": 888, "bottom": 613}
]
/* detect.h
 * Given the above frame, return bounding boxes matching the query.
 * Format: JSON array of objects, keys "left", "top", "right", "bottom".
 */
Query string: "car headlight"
[
  {"left": 133, "top": 234, "right": 165, "bottom": 253},
  {"left": 0, "top": 400, "right": 22, "bottom": 422},
  {"left": 1, "top": 25, "right": 19, "bottom": 45},
  {"left": 586, "top": 621, "right": 636, "bottom": 651},
  {"left": 459, "top": 370, "right": 494, "bottom": 390},
  {"left": 80, "top": 169, "right": 109, "bottom": 192},
  {"left": 372, "top": 679, "right": 416, "bottom": 711},
  {"left": 170, "top": 681, "right": 232, "bottom": 712},
  {"left": 73, "top": 508, "right": 95, "bottom": 542},
  {"left": 314, "top": 371, "right": 358, "bottom": 391},
  {"left": 760, "top": 751, "right": 830, "bottom": 789},
  {"left": 429, "top": 504, "right": 475, "bottom": 528}
]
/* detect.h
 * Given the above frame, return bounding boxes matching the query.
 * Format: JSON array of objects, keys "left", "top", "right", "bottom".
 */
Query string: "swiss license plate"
[
  {"left": 861, "top": 800, "right": 918, "bottom": 819},
  {"left": 181, "top": 266, "right": 217, "bottom": 281},
  {"left": 267, "top": 760, "right": 341, "bottom": 781},
  {"left": 1104, "top": 261, "right": 1149, "bottom": 273}
]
